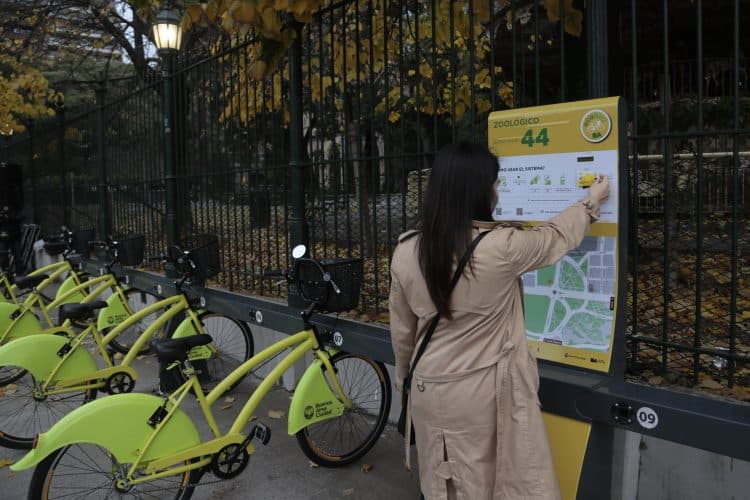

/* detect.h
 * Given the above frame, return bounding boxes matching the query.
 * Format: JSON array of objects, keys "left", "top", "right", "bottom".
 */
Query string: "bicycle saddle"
[
  {"left": 152, "top": 334, "right": 214, "bottom": 365},
  {"left": 58, "top": 301, "right": 108, "bottom": 323},
  {"left": 13, "top": 274, "right": 49, "bottom": 289}
]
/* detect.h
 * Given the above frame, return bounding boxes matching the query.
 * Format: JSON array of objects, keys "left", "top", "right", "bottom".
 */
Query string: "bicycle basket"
[
  {"left": 71, "top": 228, "right": 95, "bottom": 255},
  {"left": 181, "top": 234, "right": 221, "bottom": 281},
  {"left": 298, "top": 257, "right": 363, "bottom": 313},
  {"left": 114, "top": 234, "right": 145, "bottom": 267}
]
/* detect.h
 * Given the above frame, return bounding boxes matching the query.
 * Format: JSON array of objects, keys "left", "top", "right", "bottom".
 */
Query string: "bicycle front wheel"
[
  {"left": 0, "top": 369, "right": 96, "bottom": 449},
  {"left": 28, "top": 444, "right": 201, "bottom": 500},
  {"left": 108, "top": 288, "right": 164, "bottom": 355},
  {"left": 296, "top": 352, "right": 391, "bottom": 467},
  {"left": 0, "top": 364, "right": 27, "bottom": 385}
]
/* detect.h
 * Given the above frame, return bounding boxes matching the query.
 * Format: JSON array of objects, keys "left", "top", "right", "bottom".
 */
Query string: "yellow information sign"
[{"left": 488, "top": 97, "right": 623, "bottom": 373}]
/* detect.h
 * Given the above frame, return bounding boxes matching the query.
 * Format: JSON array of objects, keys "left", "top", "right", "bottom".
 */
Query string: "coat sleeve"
[
  {"left": 388, "top": 271, "right": 418, "bottom": 395},
  {"left": 504, "top": 199, "right": 600, "bottom": 276}
]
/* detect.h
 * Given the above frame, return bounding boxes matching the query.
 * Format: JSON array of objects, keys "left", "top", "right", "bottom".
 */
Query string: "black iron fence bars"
[{"left": 1, "top": 0, "right": 748, "bottom": 399}]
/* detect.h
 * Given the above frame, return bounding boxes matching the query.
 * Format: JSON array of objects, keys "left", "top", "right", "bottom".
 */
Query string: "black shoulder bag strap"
[{"left": 397, "top": 230, "right": 490, "bottom": 437}]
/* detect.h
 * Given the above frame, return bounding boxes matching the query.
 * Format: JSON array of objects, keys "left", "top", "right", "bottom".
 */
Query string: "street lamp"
[
  {"left": 153, "top": 5, "right": 183, "bottom": 251},
  {"left": 152, "top": 7, "right": 183, "bottom": 53}
]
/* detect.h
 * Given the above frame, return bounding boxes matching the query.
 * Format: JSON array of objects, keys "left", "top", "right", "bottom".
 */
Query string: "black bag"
[{"left": 397, "top": 231, "right": 490, "bottom": 442}]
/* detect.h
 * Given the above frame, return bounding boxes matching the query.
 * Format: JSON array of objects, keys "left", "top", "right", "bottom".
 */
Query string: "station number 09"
[
  {"left": 636, "top": 406, "right": 659, "bottom": 429},
  {"left": 521, "top": 128, "right": 549, "bottom": 147}
]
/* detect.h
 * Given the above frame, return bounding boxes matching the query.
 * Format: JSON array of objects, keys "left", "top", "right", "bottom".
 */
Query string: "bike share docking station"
[{"left": 83, "top": 98, "right": 750, "bottom": 500}]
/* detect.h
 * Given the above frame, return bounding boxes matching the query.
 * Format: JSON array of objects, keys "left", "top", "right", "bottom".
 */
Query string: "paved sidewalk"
[{"left": 0, "top": 354, "right": 422, "bottom": 499}]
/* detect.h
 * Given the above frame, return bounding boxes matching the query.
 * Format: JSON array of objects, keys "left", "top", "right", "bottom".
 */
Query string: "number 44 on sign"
[{"left": 521, "top": 128, "right": 549, "bottom": 147}]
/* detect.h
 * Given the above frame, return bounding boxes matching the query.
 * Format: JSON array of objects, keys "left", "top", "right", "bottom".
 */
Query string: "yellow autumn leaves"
[
  {"left": 0, "top": 54, "right": 58, "bottom": 136},
  {"left": 181, "top": 0, "right": 327, "bottom": 80},
  {"left": 189, "top": 0, "right": 583, "bottom": 126}
]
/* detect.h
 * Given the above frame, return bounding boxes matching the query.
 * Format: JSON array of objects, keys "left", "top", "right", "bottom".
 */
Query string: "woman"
[{"left": 389, "top": 142, "right": 609, "bottom": 500}]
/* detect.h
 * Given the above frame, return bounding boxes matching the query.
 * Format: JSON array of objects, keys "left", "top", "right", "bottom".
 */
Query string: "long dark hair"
[{"left": 418, "top": 142, "right": 499, "bottom": 319}]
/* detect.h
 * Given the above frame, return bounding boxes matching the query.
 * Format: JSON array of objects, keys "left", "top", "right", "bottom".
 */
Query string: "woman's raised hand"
[{"left": 588, "top": 174, "right": 610, "bottom": 204}]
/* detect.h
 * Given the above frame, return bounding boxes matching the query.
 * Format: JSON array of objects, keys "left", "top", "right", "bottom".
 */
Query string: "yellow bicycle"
[
  {"left": 0, "top": 235, "right": 252, "bottom": 449},
  {"left": 12, "top": 245, "right": 391, "bottom": 499}
]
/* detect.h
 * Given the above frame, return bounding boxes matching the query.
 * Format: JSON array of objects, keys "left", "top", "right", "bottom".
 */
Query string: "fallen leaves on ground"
[
  {"left": 342, "top": 488, "right": 354, "bottom": 496},
  {"left": 220, "top": 396, "right": 236, "bottom": 410},
  {"left": 0, "top": 458, "right": 14, "bottom": 468},
  {"left": 361, "top": 463, "right": 373, "bottom": 473},
  {"left": 268, "top": 409, "right": 285, "bottom": 419},
  {"left": 308, "top": 460, "right": 319, "bottom": 469}
]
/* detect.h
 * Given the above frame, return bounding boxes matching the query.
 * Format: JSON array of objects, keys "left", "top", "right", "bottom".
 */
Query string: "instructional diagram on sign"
[
  {"left": 494, "top": 150, "right": 618, "bottom": 223},
  {"left": 488, "top": 96, "right": 623, "bottom": 372}
]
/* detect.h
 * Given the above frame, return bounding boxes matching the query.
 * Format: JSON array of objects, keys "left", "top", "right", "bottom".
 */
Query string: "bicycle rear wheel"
[
  {"left": 164, "top": 313, "right": 253, "bottom": 394},
  {"left": 28, "top": 443, "right": 201, "bottom": 500},
  {"left": 108, "top": 288, "right": 163, "bottom": 355},
  {"left": 0, "top": 369, "right": 96, "bottom": 449},
  {"left": 296, "top": 352, "right": 391, "bottom": 467}
]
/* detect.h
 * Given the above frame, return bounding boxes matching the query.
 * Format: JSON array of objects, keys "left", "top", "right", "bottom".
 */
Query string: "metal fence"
[{"left": 2, "top": 0, "right": 749, "bottom": 397}]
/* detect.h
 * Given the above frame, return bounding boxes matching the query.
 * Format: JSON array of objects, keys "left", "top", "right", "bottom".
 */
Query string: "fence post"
[
  {"left": 28, "top": 121, "right": 36, "bottom": 223},
  {"left": 57, "top": 104, "right": 67, "bottom": 228},
  {"left": 161, "top": 49, "right": 179, "bottom": 249},
  {"left": 96, "top": 80, "right": 111, "bottom": 238},
  {"left": 288, "top": 22, "right": 309, "bottom": 253},
  {"left": 586, "top": 0, "right": 609, "bottom": 98}
]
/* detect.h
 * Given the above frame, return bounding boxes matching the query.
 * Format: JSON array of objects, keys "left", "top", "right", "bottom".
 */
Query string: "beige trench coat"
[{"left": 389, "top": 200, "right": 599, "bottom": 500}]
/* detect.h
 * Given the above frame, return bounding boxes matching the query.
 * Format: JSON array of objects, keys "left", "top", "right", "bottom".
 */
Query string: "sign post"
[{"left": 488, "top": 97, "right": 627, "bottom": 499}]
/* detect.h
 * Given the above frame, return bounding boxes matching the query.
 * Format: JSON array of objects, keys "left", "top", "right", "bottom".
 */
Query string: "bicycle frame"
[
  {"left": 120, "top": 328, "right": 351, "bottom": 483},
  {"left": 0, "top": 272, "right": 127, "bottom": 344},
  {"left": 0, "top": 259, "right": 76, "bottom": 306},
  {"left": 23, "top": 293, "right": 203, "bottom": 396}
]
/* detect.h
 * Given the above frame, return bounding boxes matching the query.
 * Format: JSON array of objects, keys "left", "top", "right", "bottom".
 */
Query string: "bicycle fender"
[
  {"left": 11, "top": 393, "right": 201, "bottom": 471},
  {"left": 171, "top": 314, "right": 213, "bottom": 361},
  {"left": 288, "top": 358, "right": 345, "bottom": 435},
  {"left": 54, "top": 275, "right": 86, "bottom": 306},
  {"left": 0, "top": 302, "right": 43, "bottom": 344},
  {"left": 0, "top": 334, "right": 97, "bottom": 382},
  {"left": 96, "top": 291, "right": 131, "bottom": 331}
]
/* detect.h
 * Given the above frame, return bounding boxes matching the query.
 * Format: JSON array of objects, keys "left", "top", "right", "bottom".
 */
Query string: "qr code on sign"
[{"left": 516, "top": 208, "right": 523, "bottom": 216}]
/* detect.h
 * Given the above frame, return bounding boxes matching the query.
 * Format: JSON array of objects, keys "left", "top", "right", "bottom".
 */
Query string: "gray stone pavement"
[{"left": 0, "top": 353, "right": 422, "bottom": 499}]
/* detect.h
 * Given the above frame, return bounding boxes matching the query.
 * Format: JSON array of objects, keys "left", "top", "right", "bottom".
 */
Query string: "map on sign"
[{"left": 521, "top": 236, "right": 615, "bottom": 353}]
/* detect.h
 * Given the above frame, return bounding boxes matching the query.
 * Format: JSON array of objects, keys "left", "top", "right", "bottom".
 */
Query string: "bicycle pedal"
[{"left": 253, "top": 423, "right": 271, "bottom": 445}]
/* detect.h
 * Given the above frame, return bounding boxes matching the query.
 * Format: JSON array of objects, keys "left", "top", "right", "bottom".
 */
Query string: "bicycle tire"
[
  {"left": 165, "top": 313, "right": 254, "bottom": 394},
  {"left": 0, "top": 364, "right": 26, "bottom": 386},
  {"left": 296, "top": 352, "right": 391, "bottom": 467},
  {"left": 28, "top": 444, "right": 201, "bottom": 500},
  {"left": 108, "top": 288, "right": 164, "bottom": 355},
  {"left": 0, "top": 370, "right": 97, "bottom": 449}
]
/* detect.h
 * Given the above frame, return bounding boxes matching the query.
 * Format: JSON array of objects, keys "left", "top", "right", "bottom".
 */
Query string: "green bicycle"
[
  {"left": 0, "top": 231, "right": 160, "bottom": 385},
  {"left": 0, "top": 228, "right": 92, "bottom": 321},
  {"left": 12, "top": 244, "right": 391, "bottom": 499},
  {"left": 0, "top": 234, "right": 253, "bottom": 449},
  {"left": 0, "top": 230, "right": 149, "bottom": 350}
]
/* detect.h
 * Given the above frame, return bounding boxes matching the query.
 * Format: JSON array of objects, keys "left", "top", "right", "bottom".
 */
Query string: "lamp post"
[{"left": 153, "top": 6, "right": 183, "bottom": 249}]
